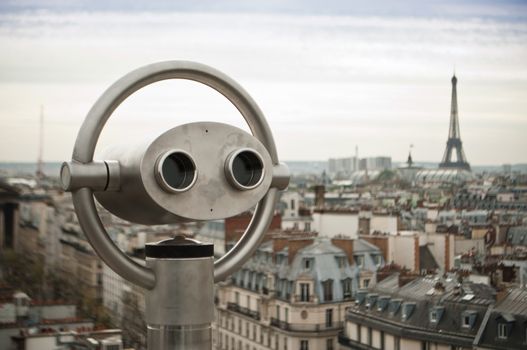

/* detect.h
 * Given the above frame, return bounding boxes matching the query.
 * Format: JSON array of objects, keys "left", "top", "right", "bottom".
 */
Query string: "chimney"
[
  {"left": 331, "top": 238, "right": 354, "bottom": 265},
  {"left": 359, "top": 217, "right": 370, "bottom": 236},
  {"left": 414, "top": 236, "right": 420, "bottom": 273},
  {"left": 314, "top": 185, "right": 325, "bottom": 209},
  {"left": 288, "top": 238, "right": 314, "bottom": 264},
  {"left": 272, "top": 237, "right": 289, "bottom": 262},
  {"left": 361, "top": 236, "right": 389, "bottom": 263}
]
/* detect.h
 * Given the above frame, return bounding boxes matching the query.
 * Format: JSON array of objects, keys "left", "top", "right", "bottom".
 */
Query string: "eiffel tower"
[{"left": 439, "top": 74, "right": 471, "bottom": 171}]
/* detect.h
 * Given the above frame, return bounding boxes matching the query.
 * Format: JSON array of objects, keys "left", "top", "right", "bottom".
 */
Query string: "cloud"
[{"left": 0, "top": 10, "right": 526, "bottom": 164}]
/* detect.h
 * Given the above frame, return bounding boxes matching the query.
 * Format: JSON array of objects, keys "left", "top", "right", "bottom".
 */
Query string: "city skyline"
[{"left": 0, "top": 0, "right": 526, "bottom": 165}]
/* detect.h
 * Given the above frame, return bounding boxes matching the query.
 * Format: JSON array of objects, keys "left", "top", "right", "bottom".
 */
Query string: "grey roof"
[
  {"left": 474, "top": 288, "right": 527, "bottom": 350},
  {"left": 232, "top": 238, "right": 383, "bottom": 303},
  {"left": 346, "top": 275, "right": 496, "bottom": 347}
]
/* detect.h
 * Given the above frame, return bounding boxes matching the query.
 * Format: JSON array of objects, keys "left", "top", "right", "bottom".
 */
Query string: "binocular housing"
[{"left": 82, "top": 121, "right": 275, "bottom": 225}]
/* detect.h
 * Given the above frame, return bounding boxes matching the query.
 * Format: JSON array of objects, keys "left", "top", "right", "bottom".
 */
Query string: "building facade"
[{"left": 215, "top": 235, "right": 384, "bottom": 350}]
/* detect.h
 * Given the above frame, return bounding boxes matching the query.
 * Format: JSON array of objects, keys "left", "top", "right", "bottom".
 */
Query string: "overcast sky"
[{"left": 0, "top": 0, "right": 526, "bottom": 165}]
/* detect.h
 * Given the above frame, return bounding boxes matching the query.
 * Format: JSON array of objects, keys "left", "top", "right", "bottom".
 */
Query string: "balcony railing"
[
  {"left": 226, "top": 302, "right": 261, "bottom": 321},
  {"left": 270, "top": 318, "right": 343, "bottom": 332}
]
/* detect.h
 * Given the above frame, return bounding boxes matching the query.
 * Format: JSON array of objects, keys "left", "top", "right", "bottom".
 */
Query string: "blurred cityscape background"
[{"left": 1, "top": 1, "right": 527, "bottom": 350}]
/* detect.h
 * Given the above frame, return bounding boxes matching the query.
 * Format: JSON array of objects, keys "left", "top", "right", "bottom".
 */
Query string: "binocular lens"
[
  {"left": 158, "top": 151, "right": 197, "bottom": 192},
  {"left": 229, "top": 150, "right": 264, "bottom": 189}
]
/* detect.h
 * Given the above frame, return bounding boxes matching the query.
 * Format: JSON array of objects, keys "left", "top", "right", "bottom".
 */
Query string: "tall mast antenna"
[{"left": 37, "top": 105, "right": 44, "bottom": 178}]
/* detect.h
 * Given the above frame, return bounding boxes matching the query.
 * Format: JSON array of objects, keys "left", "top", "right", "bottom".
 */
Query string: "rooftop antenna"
[
  {"left": 355, "top": 144, "right": 358, "bottom": 172},
  {"left": 36, "top": 105, "right": 44, "bottom": 179}
]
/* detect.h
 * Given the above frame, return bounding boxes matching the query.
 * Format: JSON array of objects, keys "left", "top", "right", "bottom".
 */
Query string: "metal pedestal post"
[{"left": 145, "top": 236, "right": 214, "bottom": 350}]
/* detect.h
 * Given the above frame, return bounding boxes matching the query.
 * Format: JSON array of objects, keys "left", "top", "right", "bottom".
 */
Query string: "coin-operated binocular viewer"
[{"left": 60, "top": 61, "right": 290, "bottom": 350}]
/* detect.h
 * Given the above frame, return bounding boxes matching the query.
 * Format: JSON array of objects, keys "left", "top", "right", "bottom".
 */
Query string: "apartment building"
[
  {"left": 215, "top": 234, "right": 384, "bottom": 350},
  {"left": 338, "top": 274, "right": 496, "bottom": 350}
]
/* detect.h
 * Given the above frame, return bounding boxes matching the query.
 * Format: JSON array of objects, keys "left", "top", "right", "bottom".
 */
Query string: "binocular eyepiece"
[
  {"left": 155, "top": 150, "right": 198, "bottom": 193},
  {"left": 155, "top": 147, "right": 265, "bottom": 194}
]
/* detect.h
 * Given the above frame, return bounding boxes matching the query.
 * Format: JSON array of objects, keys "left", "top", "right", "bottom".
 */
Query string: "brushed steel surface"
[
  {"left": 145, "top": 257, "right": 214, "bottom": 325},
  {"left": 94, "top": 122, "right": 273, "bottom": 224},
  {"left": 72, "top": 188, "right": 156, "bottom": 289},
  {"left": 66, "top": 60, "right": 288, "bottom": 290},
  {"left": 147, "top": 324, "right": 211, "bottom": 350}
]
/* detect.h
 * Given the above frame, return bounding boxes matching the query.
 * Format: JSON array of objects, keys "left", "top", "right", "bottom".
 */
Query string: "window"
[
  {"left": 368, "top": 327, "right": 372, "bottom": 345},
  {"left": 325, "top": 309, "right": 333, "bottom": 327},
  {"left": 342, "top": 279, "right": 352, "bottom": 299},
  {"left": 285, "top": 307, "right": 289, "bottom": 323},
  {"left": 305, "top": 222, "right": 311, "bottom": 231},
  {"left": 303, "top": 258, "right": 313, "bottom": 270},
  {"left": 461, "top": 311, "right": 477, "bottom": 329},
  {"left": 322, "top": 280, "right": 333, "bottom": 301},
  {"left": 498, "top": 323, "right": 508, "bottom": 339},
  {"left": 363, "top": 279, "right": 370, "bottom": 288},
  {"left": 235, "top": 291, "right": 240, "bottom": 304},
  {"left": 336, "top": 256, "right": 346, "bottom": 268},
  {"left": 355, "top": 255, "right": 364, "bottom": 267},
  {"left": 300, "top": 340, "right": 309, "bottom": 350},
  {"left": 300, "top": 283, "right": 310, "bottom": 302},
  {"left": 394, "top": 336, "right": 400, "bottom": 350},
  {"left": 276, "top": 305, "right": 280, "bottom": 319},
  {"left": 253, "top": 325, "right": 256, "bottom": 340},
  {"left": 247, "top": 295, "right": 250, "bottom": 309},
  {"left": 238, "top": 319, "right": 242, "bottom": 334},
  {"left": 421, "top": 341, "right": 429, "bottom": 350},
  {"left": 430, "top": 310, "right": 438, "bottom": 322},
  {"left": 326, "top": 338, "right": 333, "bottom": 350},
  {"left": 246, "top": 322, "right": 249, "bottom": 337},
  {"left": 291, "top": 199, "right": 295, "bottom": 210},
  {"left": 373, "top": 255, "right": 382, "bottom": 266},
  {"left": 284, "top": 336, "right": 288, "bottom": 350}
]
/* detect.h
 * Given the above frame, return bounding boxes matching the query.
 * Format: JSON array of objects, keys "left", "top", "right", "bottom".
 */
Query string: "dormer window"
[
  {"left": 366, "top": 294, "right": 378, "bottom": 310},
  {"left": 355, "top": 290, "right": 367, "bottom": 305},
  {"left": 498, "top": 323, "right": 508, "bottom": 339},
  {"left": 335, "top": 256, "right": 347, "bottom": 268},
  {"left": 355, "top": 255, "right": 364, "bottom": 267},
  {"left": 461, "top": 310, "right": 477, "bottom": 329},
  {"left": 401, "top": 302, "right": 416, "bottom": 321},
  {"left": 377, "top": 297, "right": 390, "bottom": 312},
  {"left": 341, "top": 279, "right": 352, "bottom": 299},
  {"left": 496, "top": 313, "right": 515, "bottom": 339},
  {"left": 430, "top": 306, "right": 444, "bottom": 323},
  {"left": 389, "top": 299, "right": 402, "bottom": 315},
  {"left": 303, "top": 258, "right": 314, "bottom": 270},
  {"left": 322, "top": 280, "right": 333, "bottom": 302}
]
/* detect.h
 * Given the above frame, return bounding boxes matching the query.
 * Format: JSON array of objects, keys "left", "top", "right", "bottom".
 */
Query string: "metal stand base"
[{"left": 147, "top": 324, "right": 211, "bottom": 350}]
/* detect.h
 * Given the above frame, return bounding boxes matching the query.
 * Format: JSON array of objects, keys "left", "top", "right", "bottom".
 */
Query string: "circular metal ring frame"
[{"left": 71, "top": 61, "right": 279, "bottom": 289}]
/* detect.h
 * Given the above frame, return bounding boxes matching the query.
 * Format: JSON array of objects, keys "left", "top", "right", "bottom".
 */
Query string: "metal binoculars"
[{"left": 60, "top": 61, "right": 290, "bottom": 349}]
